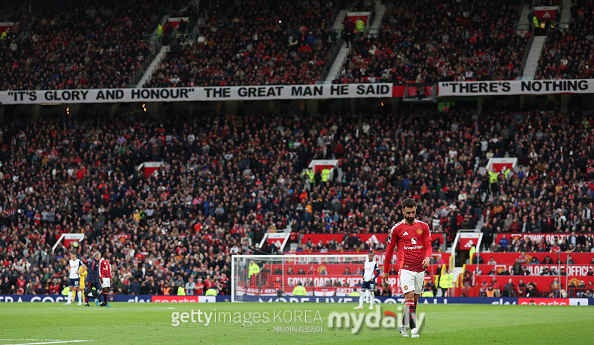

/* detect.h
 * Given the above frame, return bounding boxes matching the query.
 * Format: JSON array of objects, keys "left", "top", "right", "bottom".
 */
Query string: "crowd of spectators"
[
  {"left": 348, "top": 0, "right": 374, "bottom": 12},
  {"left": 2, "top": 0, "right": 594, "bottom": 92},
  {"left": 0, "top": 0, "right": 176, "bottom": 90},
  {"left": 478, "top": 109, "right": 594, "bottom": 251},
  {"left": 535, "top": 0, "right": 594, "bottom": 80},
  {"left": 335, "top": 0, "right": 528, "bottom": 84},
  {"left": 491, "top": 232, "right": 594, "bottom": 254},
  {"left": 534, "top": 0, "right": 559, "bottom": 6},
  {"left": 144, "top": 0, "right": 338, "bottom": 87},
  {"left": 0, "top": 104, "right": 593, "bottom": 295}
]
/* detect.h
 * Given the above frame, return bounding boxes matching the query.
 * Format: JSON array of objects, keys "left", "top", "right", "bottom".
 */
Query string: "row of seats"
[
  {"left": 0, "top": 0, "right": 172, "bottom": 90},
  {"left": 3, "top": 0, "right": 593, "bottom": 90},
  {"left": 535, "top": 0, "right": 594, "bottom": 80},
  {"left": 144, "top": 0, "right": 338, "bottom": 87},
  {"left": 335, "top": 0, "right": 528, "bottom": 84}
]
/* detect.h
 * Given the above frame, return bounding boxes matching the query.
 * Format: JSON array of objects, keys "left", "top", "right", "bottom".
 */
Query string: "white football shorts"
[
  {"left": 400, "top": 269, "right": 424, "bottom": 294},
  {"left": 101, "top": 278, "right": 111, "bottom": 288}
]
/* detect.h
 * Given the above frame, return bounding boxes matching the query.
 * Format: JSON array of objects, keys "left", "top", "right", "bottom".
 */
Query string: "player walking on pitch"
[
  {"left": 355, "top": 251, "right": 380, "bottom": 310},
  {"left": 99, "top": 253, "right": 112, "bottom": 307},
  {"left": 383, "top": 198, "right": 432, "bottom": 338},
  {"left": 65, "top": 251, "right": 86, "bottom": 305}
]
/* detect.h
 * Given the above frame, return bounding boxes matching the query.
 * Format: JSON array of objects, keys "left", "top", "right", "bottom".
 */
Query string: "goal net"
[{"left": 232, "top": 254, "right": 371, "bottom": 302}]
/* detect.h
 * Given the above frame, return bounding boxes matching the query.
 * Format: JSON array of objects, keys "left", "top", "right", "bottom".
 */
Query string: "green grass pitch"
[{"left": 0, "top": 303, "right": 593, "bottom": 344}]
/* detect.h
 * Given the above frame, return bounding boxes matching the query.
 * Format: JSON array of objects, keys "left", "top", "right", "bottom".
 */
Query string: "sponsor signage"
[
  {"left": 345, "top": 11, "right": 371, "bottom": 25},
  {"left": 267, "top": 232, "right": 288, "bottom": 248},
  {"left": 152, "top": 296, "right": 216, "bottom": 303},
  {"left": 138, "top": 162, "right": 165, "bottom": 178},
  {"left": 252, "top": 296, "right": 592, "bottom": 305},
  {"left": 1, "top": 295, "right": 592, "bottom": 305},
  {"left": 518, "top": 298, "right": 568, "bottom": 305},
  {"left": 0, "top": 22, "right": 15, "bottom": 33},
  {"left": 493, "top": 233, "right": 574, "bottom": 244},
  {"left": 487, "top": 158, "right": 518, "bottom": 173},
  {"left": 250, "top": 297, "right": 510, "bottom": 304},
  {"left": 167, "top": 17, "right": 190, "bottom": 29},
  {"left": 534, "top": 6, "right": 558, "bottom": 19},
  {"left": 0, "top": 295, "right": 152, "bottom": 303},
  {"left": 459, "top": 233, "right": 480, "bottom": 250}
]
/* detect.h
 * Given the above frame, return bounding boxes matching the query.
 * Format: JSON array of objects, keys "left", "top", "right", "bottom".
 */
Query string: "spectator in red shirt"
[
  {"left": 76, "top": 166, "right": 86, "bottom": 180},
  {"left": 204, "top": 275, "right": 215, "bottom": 291},
  {"left": 33, "top": 277, "right": 43, "bottom": 295},
  {"left": 195, "top": 278, "right": 204, "bottom": 296},
  {"left": 49, "top": 279, "right": 61, "bottom": 294},
  {"left": 16, "top": 275, "right": 26, "bottom": 289},
  {"left": 480, "top": 280, "right": 489, "bottom": 294},
  {"left": 490, "top": 279, "right": 501, "bottom": 296}
]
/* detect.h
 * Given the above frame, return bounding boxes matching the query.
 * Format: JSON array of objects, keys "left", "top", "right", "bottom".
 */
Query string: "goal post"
[{"left": 231, "top": 254, "right": 369, "bottom": 302}]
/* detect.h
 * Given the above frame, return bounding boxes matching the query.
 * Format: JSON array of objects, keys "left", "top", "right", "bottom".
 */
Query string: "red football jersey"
[
  {"left": 204, "top": 279, "right": 215, "bottom": 290},
  {"left": 385, "top": 219, "right": 432, "bottom": 273},
  {"left": 99, "top": 258, "right": 112, "bottom": 279}
]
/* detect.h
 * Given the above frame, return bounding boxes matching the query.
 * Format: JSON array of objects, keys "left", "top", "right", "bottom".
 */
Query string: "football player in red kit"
[
  {"left": 99, "top": 253, "right": 112, "bottom": 307},
  {"left": 383, "top": 198, "right": 432, "bottom": 338}
]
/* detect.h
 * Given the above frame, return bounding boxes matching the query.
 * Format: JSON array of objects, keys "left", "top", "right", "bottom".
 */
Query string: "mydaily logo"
[{"left": 328, "top": 305, "right": 425, "bottom": 334}]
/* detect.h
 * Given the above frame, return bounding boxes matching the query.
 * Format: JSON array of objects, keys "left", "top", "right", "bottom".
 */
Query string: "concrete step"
[
  {"left": 332, "top": 10, "right": 348, "bottom": 31},
  {"left": 137, "top": 45, "right": 169, "bottom": 88},
  {"left": 324, "top": 43, "right": 350, "bottom": 82}
]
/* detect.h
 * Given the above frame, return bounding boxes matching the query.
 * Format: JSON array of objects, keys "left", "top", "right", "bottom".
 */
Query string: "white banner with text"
[
  {"left": 438, "top": 80, "right": 594, "bottom": 96},
  {"left": 0, "top": 84, "right": 392, "bottom": 105}
]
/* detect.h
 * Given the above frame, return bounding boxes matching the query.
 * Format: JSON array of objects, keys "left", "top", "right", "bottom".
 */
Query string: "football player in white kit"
[
  {"left": 355, "top": 252, "right": 380, "bottom": 309},
  {"left": 65, "top": 251, "right": 86, "bottom": 305}
]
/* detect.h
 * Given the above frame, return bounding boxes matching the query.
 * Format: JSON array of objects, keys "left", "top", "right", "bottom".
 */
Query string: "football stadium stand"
[
  {"left": 535, "top": 1, "right": 594, "bottom": 80},
  {"left": 0, "top": 107, "right": 592, "bottom": 296},
  {"left": 0, "top": 0, "right": 593, "bottom": 299},
  {"left": 334, "top": 0, "right": 528, "bottom": 84}
]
